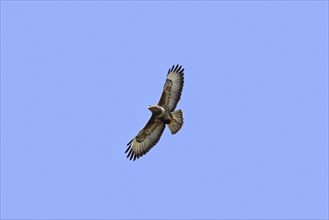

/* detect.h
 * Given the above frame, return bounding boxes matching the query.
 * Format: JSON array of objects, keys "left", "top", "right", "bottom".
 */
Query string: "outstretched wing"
[
  {"left": 158, "top": 64, "right": 184, "bottom": 112},
  {"left": 125, "top": 116, "right": 166, "bottom": 161}
]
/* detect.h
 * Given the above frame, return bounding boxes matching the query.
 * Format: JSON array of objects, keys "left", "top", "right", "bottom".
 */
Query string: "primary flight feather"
[{"left": 125, "top": 64, "right": 185, "bottom": 161}]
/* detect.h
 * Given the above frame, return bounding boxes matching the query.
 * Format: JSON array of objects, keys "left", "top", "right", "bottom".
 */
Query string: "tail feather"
[{"left": 167, "top": 110, "right": 183, "bottom": 134}]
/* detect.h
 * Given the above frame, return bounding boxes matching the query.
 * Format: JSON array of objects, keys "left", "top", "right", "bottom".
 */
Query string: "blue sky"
[{"left": 1, "top": 1, "right": 328, "bottom": 219}]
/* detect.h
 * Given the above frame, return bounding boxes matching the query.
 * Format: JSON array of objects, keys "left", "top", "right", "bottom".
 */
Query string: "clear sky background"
[{"left": 1, "top": 1, "right": 328, "bottom": 219}]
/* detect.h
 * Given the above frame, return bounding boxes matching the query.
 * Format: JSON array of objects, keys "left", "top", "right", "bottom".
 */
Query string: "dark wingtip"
[
  {"left": 129, "top": 151, "right": 135, "bottom": 160},
  {"left": 125, "top": 140, "right": 137, "bottom": 161},
  {"left": 168, "top": 64, "right": 184, "bottom": 75},
  {"left": 125, "top": 146, "right": 130, "bottom": 154},
  {"left": 126, "top": 148, "right": 132, "bottom": 158},
  {"left": 171, "top": 65, "right": 175, "bottom": 71},
  {"left": 125, "top": 140, "right": 132, "bottom": 153}
]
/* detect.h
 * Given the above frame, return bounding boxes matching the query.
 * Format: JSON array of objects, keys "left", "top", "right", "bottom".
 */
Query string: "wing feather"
[
  {"left": 158, "top": 64, "right": 184, "bottom": 111},
  {"left": 125, "top": 116, "right": 165, "bottom": 161}
]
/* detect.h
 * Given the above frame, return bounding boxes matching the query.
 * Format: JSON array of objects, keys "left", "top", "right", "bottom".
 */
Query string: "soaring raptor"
[{"left": 125, "top": 64, "right": 184, "bottom": 160}]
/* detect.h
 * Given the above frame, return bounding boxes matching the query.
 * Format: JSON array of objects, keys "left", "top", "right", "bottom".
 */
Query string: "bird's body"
[
  {"left": 148, "top": 105, "right": 171, "bottom": 124},
  {"left": 125, "top": 65, "right": 185, "bottom": 160}
]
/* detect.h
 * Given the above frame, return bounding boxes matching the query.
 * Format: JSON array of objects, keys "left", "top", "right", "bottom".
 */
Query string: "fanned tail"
[{"left": 167, "top": 110, "right": 183, "bottom": 134}]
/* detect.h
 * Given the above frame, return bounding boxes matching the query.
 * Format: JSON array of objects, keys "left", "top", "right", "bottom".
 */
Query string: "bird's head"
[{"left": 147, "top": 105, "right": 164, "bottom": 114}]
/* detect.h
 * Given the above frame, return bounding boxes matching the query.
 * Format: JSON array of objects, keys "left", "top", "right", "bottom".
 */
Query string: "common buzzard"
[{"left": 125, "top": 64, "right": 184, "bottom": 160}]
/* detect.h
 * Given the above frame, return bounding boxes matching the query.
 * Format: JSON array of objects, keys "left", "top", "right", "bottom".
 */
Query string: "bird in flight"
[{"left": 125, "top": 64, "right": 185, "bottom": 160}]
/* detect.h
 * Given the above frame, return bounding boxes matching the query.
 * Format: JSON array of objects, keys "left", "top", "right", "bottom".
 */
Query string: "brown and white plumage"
[
  {"left": 158, "top": 65, "right": 184, "bottom": 111},
  {"left": 125, "top": 64, "right": 185, "bottom": 161}
]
